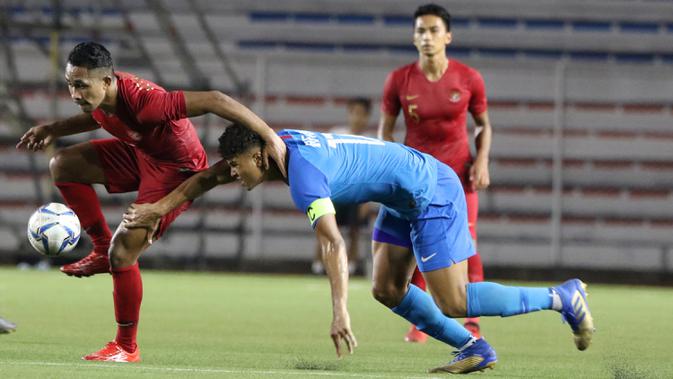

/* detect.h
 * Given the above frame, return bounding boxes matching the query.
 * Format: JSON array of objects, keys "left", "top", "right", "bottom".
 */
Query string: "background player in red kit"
[
  {"left": 16, "top": 42, "right": 286, "bottom": 362},
  {"left": 378, "top": 4, "right": 493, "bottom": 342}
]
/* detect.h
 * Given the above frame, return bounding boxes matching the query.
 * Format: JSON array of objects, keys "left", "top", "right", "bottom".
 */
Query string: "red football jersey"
[
  {"left": 381, "top": 60, "right": 487, "bottom": 184},
  {"left": 91, "top": 72, "right": 207, "bottom": 171}
]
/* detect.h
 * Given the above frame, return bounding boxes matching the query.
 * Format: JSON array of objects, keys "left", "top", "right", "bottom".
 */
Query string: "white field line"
[{"left": 0, "top": 360, "right": 436, "bottom": 379}]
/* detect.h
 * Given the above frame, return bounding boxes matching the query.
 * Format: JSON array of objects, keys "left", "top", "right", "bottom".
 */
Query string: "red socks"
[
  {"left": 466, "top": 252, "right": 484, "bottom": 327},
  {"left": 57, "top": 182, "right": 142, "bottom": 352},
  {"left": 467, "top": 252, "right": 484, "bottom": 283},
  {"left": 55, "top": 182, "right": 111, "bottom": 256},
  {"left": 410, "top": 267, "right": 426, "bottom": 291},
  {"left": 112, "top": 263, "right": 143, "bottom": 353}
]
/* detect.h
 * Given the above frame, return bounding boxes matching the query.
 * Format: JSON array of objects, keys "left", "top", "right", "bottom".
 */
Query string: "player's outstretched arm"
[
  {"left": 16, "top": 113, "right": 99, "bottom": 151},
  {"left": 469, "top": 111, "right": 492, "bottom": 191},
  {"left": 123, "top": 159, "right": 234, "bottom": 232},
  {"left": 315, "top": 214, "right": 358, "bottom": 358},
  {"left": 377, "top": 112, "right": 398, "bottom": 142},
  {"left": 183, "top": 91, "right": 287, "bottom": 177}
]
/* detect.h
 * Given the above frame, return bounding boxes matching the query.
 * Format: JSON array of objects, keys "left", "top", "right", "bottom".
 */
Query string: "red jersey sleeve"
[
  {"left": 134, "top": 88, "right": 188, "bottom": 126},
  {"left": 381, "top": 70, "right": 401, "bottom": 116},
  {"left": 468, "top": 69, "right": 488, "bottom": 115}
]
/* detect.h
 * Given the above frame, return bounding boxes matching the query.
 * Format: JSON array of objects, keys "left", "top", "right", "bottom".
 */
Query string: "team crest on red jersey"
[{"left": 449, "top": 89, "right": 462, "bottom": 103}]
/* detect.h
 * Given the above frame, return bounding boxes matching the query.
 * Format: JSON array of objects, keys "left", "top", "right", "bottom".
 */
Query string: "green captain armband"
[{"left": 306, "top": 198, "right": 336, "bottom": 227}]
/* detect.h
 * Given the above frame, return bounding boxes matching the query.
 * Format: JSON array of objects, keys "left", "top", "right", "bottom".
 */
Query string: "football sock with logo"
[
  {"left": 391, "top": 284, "right": 472, "bottom": 348},
  {"left": 112, "top": 263, "right": 143, "bottom": 353},
  {"left": 410, "top": 267, "right": 426, "bottom": 291},
  {"left": 56, "top": 182, "right": 112, "bottom": 255},
  {"left": 466, "top": 282, "right": 553, "bottom": 317}
]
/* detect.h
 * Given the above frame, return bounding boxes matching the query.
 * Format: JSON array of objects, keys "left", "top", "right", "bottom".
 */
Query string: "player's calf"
[{"left": 108, "top": 227, "right": 152, "bottom": 269}]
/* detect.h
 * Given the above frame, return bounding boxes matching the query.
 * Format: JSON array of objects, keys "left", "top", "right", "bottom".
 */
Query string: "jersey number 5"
[{"left": 408, "top": 104, "right": 420, "bottom": 123}]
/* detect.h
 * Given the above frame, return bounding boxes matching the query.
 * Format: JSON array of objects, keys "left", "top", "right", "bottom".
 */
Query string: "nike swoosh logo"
[
  {"left": 420, "top": 253, "right": 437, "bottom": 263},
  {"left": 406, "top": 95, "right": 419, "bottom": 100},
  {"left": 106, "top": 352, "right": 126, "bottom": 362}
]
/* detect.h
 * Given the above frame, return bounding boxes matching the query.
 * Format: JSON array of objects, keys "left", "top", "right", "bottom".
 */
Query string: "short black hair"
[
  {"left": 67, "top": 42, "right": 113, "bottom": 71},
  {"left": 347, "top": 97, "right": 372, "bottom": 114},
  {"left": 218, "top": 123, "right": 265, "bottom": 159},
  {"left": 414, "top": 3, "right": 451, "bottom": 32}
]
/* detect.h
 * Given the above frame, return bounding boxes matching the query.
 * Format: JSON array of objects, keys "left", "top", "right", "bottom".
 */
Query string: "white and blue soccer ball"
[{"left": 27, "top": 203, "right": 81, "bottom": 256}]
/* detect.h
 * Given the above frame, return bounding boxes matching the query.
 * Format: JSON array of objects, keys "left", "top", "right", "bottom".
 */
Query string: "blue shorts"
[{"left": 372, "top": 163, "right": 475, "bottom": 272}]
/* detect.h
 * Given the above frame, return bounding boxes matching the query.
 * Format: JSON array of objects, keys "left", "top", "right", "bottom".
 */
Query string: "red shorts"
[{"left": 92, "top": 138, "right": 204, "bottom": 239}]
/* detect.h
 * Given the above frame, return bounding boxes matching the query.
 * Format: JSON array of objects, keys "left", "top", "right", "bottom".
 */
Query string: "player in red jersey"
[
  {"left": 16, "top": 42, "right": 285, "bottom": 362},
  {"left": 378, "top": 4, "right": 493, "bottom": 342}
]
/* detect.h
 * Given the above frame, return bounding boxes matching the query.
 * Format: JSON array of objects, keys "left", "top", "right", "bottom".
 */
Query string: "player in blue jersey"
[{"left": 124, "top": 124, "right": 595, "bottom": 374}]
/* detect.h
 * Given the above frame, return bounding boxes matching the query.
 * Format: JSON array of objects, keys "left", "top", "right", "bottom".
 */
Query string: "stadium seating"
[{"left": 2, "top": 0, "right": 673, "bottom": 273}]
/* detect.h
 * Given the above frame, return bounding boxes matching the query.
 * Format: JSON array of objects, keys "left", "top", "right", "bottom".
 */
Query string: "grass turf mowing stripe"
[{"left": 2, "top": 268, "right": 673, "bottom": 378}]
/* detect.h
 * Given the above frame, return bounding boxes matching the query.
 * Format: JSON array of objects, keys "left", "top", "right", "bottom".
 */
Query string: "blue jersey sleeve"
[{"left": 288, "top": 149, "right": 332, "bottom": 217}]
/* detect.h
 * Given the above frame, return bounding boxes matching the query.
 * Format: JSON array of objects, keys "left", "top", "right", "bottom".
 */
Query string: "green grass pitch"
[{"left": 0, "top": 267, "right": 672, "bottom": 378}]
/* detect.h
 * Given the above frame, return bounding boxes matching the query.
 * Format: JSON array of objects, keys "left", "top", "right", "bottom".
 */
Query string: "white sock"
[
  {"left": 459, "top": 336, "right": 478, "bottom": 351},
  {"left": 550, "top": 289, "right": 563, "bottom": 311}
]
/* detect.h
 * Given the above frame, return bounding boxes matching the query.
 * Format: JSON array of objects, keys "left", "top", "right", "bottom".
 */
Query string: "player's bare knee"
[
  {"left": 372, "top": 283, "right": 406, "bottom": 308},
  {"left": 109, "top": 250, "right": 129, "bottom": 269},
  {"left": 109, "top": 245, "right": 140, "bottom": 268},
  {"left": 109, "top": 243, "right": 133, "bottom": 268},
  {"left": 109, "top": 229, "right": 145, "bottom": 268},
  {"left": 49, "top": 151, "right": 70, "bottom": 182},
  {"left": 50, "top": 148, "right": 88, "bottom": 183}
]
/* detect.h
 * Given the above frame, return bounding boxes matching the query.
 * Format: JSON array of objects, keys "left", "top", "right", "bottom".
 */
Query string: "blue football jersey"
[{"left": 279, "top": 129, "right": 442, "bottom": 224}]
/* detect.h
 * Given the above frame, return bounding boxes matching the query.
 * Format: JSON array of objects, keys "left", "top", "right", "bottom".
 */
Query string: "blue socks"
[
  {"left": 390, "top": 282, "right": 554, "bottom": 348},
  {"left": 391, "top": 284, "right": 472, "bottom": 348},
  {"left": 466, "top": 282, "right": 553, "bottom": 317}
]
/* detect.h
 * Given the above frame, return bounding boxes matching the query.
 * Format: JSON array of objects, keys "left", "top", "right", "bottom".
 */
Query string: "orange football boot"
[
  {"left": 82, "top": 341, "right": 140, "bottom": 362},
  {"left": 404, "top": 324, "right": 428, "bottom": 343}
]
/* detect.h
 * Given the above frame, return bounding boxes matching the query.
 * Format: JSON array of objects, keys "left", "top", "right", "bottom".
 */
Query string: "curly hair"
[{"left": 217, "top": 123, "right": 265, "bottom": 159}]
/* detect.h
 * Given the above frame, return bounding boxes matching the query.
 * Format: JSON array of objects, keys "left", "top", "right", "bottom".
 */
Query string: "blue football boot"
[
  {"left": 429, "top": 338, "right": 497, "bottom": 374},
  {"left": 553, "top": 279, "right": 595, "bottom": 351}
]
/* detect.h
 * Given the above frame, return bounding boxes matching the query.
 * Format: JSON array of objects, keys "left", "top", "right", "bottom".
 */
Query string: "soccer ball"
[{"left": 27, "top": 203, "right": 81, "bottom": 256}]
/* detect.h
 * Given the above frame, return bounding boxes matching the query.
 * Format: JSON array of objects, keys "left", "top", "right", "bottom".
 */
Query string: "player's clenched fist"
[
  {"left": 330, "top": 310, "right": 358, "bottom": 358},
  {"left": 16, "top": 124, "right": 55, "bottom": 151}
]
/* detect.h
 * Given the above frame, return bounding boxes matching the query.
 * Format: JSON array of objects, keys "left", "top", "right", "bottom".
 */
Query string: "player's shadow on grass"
[
  {"left": 290, "top": 357, "right": 341, "bottom": 371},
  {"left": 610, "top": 362, "right": 657, "bottom": 379}
]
